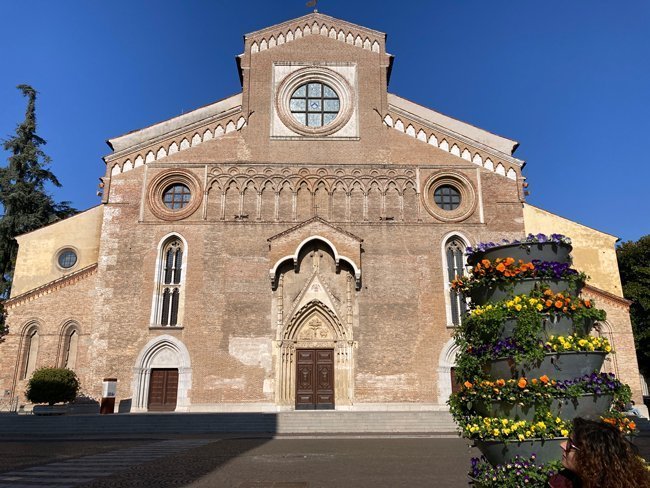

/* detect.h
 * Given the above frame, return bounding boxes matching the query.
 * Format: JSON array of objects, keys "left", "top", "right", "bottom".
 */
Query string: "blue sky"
[{"left": 1, "top": 1, "right": 648, "bottom": 242}]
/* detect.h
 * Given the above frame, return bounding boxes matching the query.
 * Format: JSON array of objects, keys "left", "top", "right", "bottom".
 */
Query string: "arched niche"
[{"left": 131, "top": 335, "right": 192, "bottom": 412}]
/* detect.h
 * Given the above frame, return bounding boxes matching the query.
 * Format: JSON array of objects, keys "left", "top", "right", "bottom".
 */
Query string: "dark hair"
[{"left": 571, "top": 417, "right": 650, "bottom": 488}]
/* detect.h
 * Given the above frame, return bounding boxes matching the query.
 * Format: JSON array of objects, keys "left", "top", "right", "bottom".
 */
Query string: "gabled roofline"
[
  {"left": 106, "top": 93, "right": 243, "bottom": 154},
  {"left": 244, "top": 12, "right": 385, "bottom": 40},
  {"left": 387, "top": 93, "right": 519, "bottom": 157},
  {"left": 267, "top": 216, "right": 363, "bottom": 243},
  {"left": 14, "top": 205, "right": 102, "bottom": 241}
]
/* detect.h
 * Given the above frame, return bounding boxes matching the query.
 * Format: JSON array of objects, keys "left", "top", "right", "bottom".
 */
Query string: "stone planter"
[
  {"left": 487, "top": 351, "right": 607, "bottom": 381},
  {"left": 498, "top": 315, "right": 594, "bottom": 341},
  {"left": 475, "top": 437, "right": 566, "bottom": 465},
  {"left": 468, "top": 242, "right": 573, "bottom": 266},
  {"left": 470, "top": 279, "right": 580, "bottom": 306},
  {"left": 32, "top": 404, "right": 67, "bottom": 416},
  {"left": 475, "top": 393, "right": 613, "bottom": 421}
]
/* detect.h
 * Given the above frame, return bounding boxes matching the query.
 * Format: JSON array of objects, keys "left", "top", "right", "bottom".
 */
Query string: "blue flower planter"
[
  {"left": 475, "top": 437, "right": 566, "bottom": 466},
  {"left": 470, "top": 278, "right": 581, "bottom": 306},
  {"left": 468, "top": 241, "right": 573, "bottom": 266},
  {"left": 487, "top": 351, "right": 607, "bottom": 381},
  {"left": 475, "top": 393, "right": 613, "bottom": 422}
]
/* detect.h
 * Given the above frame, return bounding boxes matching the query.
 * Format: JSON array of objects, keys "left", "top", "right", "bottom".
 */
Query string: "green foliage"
[
  {"left": 0, "top": 85, "right": 76, "bottom": 299},
  {"left": 0, "top": 300, "right": 6, "bottom": 340},
  {"left": 25, "top": 367, "right": 80, "bottom": 405},
  {"left": 616, "top": 235, "right": 650, "bottom": 374},
  {"left": 470, "top": 456, "right": 563, "bottom": 488}
]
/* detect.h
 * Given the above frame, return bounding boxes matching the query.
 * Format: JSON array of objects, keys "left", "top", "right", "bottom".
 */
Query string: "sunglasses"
[{"left": 563, "top": 438, "right": 580, "bottom": 453}]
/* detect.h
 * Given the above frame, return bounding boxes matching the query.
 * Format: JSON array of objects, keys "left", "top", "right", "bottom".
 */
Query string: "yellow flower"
[
  {"left": 514, "top": 296, "right": 521, "bottom": 304},
  {"left": 493, "top": 429, "right": 500, "bottom": 436},
  {"left": 578, "top": 339, "right": 587, "bottom": 347},
  {"left": 605, "top": 346, "right": 612, "bottom": 353},
  {"left": 518, "top": 433, "right": 525, "bottom": 441},
  {"left": 561, "top": 429, "right": 569, "bottom": 437},
  {"left": 537, "top": 304, "right": 544, "bottom": 311},
  {"left": 515, "top": 304, "right": 522, "bottom": 311}
]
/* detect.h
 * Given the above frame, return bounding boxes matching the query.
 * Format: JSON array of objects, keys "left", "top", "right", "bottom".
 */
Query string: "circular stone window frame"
[
  {"left": 276, "top": 67, "right": 354, "bottom": 137},
  {"left": 148, "top": 170, "right": 202, "bottom": 221},
  {"left": 422, "top": 172, "right": 477, "bottom": 222},
  {"left": 55, "top": 246, "right": 79, "bottom": 272}
]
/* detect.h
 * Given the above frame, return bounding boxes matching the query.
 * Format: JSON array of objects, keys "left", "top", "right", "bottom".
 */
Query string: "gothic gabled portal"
[{"left": 270, "top": 234, "right": 357, "bottom": 410}]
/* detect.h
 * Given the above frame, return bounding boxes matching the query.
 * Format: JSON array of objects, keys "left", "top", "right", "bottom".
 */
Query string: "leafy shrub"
[{"left": 26, "top": 367, "right": 80, "bottom": 405}]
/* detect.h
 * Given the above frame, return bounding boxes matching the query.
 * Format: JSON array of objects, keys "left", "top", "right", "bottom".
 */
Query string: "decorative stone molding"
[
  {"left": 147, "top": 169, "right": 202, "bottom": 221},
  {"left": 383, "top": 112, "right": 520, "bottom": 181},
  {"left": 4, "top": 264, "right": 98, "bottom": 310},
  {"left": 248, "top": 14, "right": 382, "bottom": 56},
  {"left": 206, "top": 165, "right": 420, "bottom": 223},
  {"left": 107, "top": 114, "right": 247, "bottom": 178}
]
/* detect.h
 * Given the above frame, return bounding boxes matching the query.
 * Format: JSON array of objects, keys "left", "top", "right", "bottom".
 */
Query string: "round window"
[
  {"left": 289, "top": 82, "right": 340, "bottom": 128},
  {"left": 162, "top": 184, "right": 191, "bottom": 210},
  {"left": 58, "top": 249, "right": 77, "bottom": 269},
  {"left": 434, "top": 185, "right": 461, "bottom": 211}
]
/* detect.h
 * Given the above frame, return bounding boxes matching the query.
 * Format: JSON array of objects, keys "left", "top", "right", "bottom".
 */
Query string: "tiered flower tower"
[{"left": 448, "top": 234, "right": 635, "bottom": 487}]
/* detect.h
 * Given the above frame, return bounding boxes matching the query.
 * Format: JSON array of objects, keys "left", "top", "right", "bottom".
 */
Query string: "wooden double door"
[
  {"left": 148, "top": 368, "right": 178, "bottom": 411},
  {"left": 296, "top": 349, "right": 334, "bottom": 410}
]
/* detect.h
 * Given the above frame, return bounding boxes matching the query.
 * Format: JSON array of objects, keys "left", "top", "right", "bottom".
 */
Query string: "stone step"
[{"left": 0, "top": 411, "right": 457, "bottom": 436}]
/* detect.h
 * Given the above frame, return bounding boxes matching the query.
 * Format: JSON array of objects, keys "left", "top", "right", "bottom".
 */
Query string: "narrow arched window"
[
  {"left": 21, "top": 326, "right": 39, "bottom": 380},
  {"left": 445, "top": 238, "right": 467, "bottom": 326},
  {"left": 60, "top": 326, "right": 79, "bottom": 370},
  {"left": 155, "top": 238, "right": 184, "bottom": 326}
]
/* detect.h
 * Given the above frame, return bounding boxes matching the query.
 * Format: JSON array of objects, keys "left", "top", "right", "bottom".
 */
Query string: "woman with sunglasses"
[{"left": 549, "top": 417, "right": 649, "bottom": 487}]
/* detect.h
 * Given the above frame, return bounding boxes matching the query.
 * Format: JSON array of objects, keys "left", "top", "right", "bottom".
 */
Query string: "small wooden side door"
[{"left": 148, "top": 368, "right": 178, "bottom": 411}]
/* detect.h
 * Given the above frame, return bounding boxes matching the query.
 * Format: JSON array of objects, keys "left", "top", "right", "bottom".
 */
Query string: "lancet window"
[
  {"left": 154, "top": 238, "right": 184, "bottom": 326},
  {"left": 445, "top": 237, "right": 467, "bottom": 326}
]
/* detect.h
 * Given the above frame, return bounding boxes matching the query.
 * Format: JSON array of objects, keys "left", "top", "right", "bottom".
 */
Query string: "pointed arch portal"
[{"left": 276, "top": 299, "right": 354, "bottom": 409}]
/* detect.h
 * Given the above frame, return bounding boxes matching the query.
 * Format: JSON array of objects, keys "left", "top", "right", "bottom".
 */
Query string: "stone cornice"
[
  {"left": 267, "top": 216, "right": 363, "bottom": 243},
  {"left": 4, "top": 264, "right": 98, "bottom": 310},
  {"left": 583, "top": 284, "right": 632, "bottom": 310}
]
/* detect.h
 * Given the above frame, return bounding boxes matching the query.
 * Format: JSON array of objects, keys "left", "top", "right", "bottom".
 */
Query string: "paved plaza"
[{"left": 0, "top": 434, "right": 648, "bottom": 487}]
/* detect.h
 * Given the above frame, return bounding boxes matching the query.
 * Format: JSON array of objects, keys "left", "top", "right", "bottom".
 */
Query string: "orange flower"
[
  {"left": 540, "top": 375, "right": 550, "bottom": 384},
  {"left": 584, "top": 299, "right": 592, "bottom": 308},
  {"left": 464, "top": 381, "right": 473, "bottom": 389},
  {"left": 630, "top": 421, "right": 636, "bottom": 430},
  {"left": 545, "top": 300, "right": 553, "bottom": 307},
  {"left": 544, "top": 289, "right": 554, "bottom": 296},
  {"left": 496, "top": 263, "right": 506, "bottom": 272},
  {"left": 531, "top": 378, "right": 538, "bottom": 385},
  {"left": 496, "top": 379, "right": 506, "bottom": 387},
  {"left": 505, "top": 257, "right": 515, "bottom": 266},
  {"left": 517, "top": 378, "right": 527, "bottom": 388},
  {"left": 555, "top": 300, "right": 564, "bottom": 309}
]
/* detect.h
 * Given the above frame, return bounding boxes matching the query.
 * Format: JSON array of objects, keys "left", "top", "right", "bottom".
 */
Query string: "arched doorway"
[
  {"left": 132, "top": 335, "right": 192, "bottom": 412},
  {"left": 276, "top": 299, "right": 354, "bottom": 409}
]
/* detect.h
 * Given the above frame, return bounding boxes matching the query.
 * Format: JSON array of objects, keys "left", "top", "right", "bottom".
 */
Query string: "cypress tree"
[{"left": 0, "top": 85, "right": 75, "bottom": 323}]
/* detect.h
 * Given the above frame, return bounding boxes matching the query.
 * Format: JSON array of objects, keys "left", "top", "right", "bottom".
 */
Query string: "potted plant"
[
  {"left": 26, "top": 367, "right": 80, "bottom": 415},
  {"left": 466, "top": 234, "right": 573, "bottom": 266},
  {"left": 448, "top": 233, "right": 636, "bottom": 486}
]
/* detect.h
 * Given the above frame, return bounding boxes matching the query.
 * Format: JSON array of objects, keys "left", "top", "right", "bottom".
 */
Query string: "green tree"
[
  {"left": 0, "top": 85, "right": 75, "bottom": 310},
  {"left": 616, "top": 235, "right": 650, "bottom": 375}
]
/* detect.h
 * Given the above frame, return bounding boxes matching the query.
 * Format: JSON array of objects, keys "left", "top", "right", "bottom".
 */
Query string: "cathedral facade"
[{"left": 1, "top": 13, "right": 643, "bottom": 412}]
